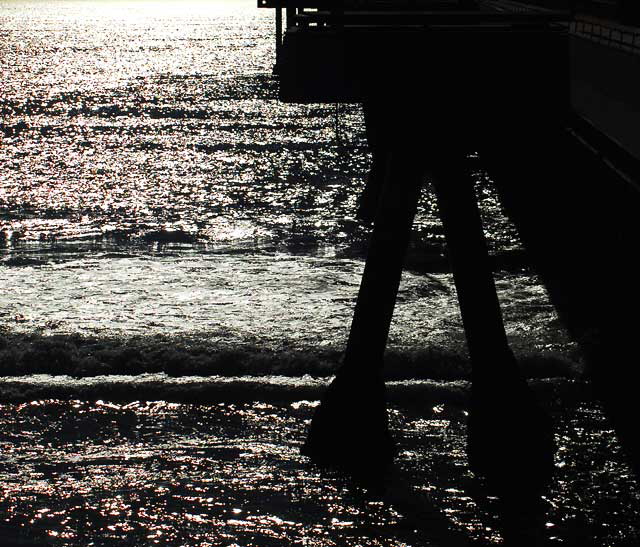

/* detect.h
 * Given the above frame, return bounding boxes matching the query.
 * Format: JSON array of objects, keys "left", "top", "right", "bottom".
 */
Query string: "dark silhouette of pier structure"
[{"left": 260, "top": 0, "right": 640, "bottom": 504}]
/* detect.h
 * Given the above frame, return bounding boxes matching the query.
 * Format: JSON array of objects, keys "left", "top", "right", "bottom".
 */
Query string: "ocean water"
[
  {"left": 1, "top": 398, "right": 640, "bottom": 546},
  {"left": 0, "top": 0, "right": 577, "bottom": 379},
  {"left": 2, "top": 2, "right": 640, "bottom": 546}
]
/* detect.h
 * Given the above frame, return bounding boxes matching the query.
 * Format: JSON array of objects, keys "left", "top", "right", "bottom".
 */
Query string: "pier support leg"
[
  {"left": 356, "top": 102, "right": 387, "bottom": 224},
  {"left": 431, "top": 159, "right": 554, "bottom": 493},
  {"left": 304, "top": 109, "right": 554, "bottom": 490},
  {"left": 302, "top": 148, "right": 423, "bottom": 474},
  {"left": 274, "top": 8, "right": 283, "bottom": 74}
]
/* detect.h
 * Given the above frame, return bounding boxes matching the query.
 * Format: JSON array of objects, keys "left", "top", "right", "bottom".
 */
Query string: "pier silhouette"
[{"left": 260, "top": 0, "right": 640, "bottom": 527}]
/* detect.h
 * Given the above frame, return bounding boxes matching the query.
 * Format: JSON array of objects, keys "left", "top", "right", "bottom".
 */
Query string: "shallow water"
[
  {"left": 0, "top": 398, "right": 639, "bottom": 546},
  {"left": 0, "top": 245, "right": 578, "bottom": 382},
  {"left": 0, "top": 247, "right": 569, "bottom": 356}
]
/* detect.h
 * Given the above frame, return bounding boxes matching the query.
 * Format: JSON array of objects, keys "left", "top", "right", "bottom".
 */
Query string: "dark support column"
[
  {"left": 274, "top": 7, "right": 283, "bottom": 72},
  {"left": 431, "top": 171, "right": 512, "bottom": 383},
  {"left": 286, "top": 6, "right": 296, "bottom": 28},
  {"left": 430, "top": 159, "right": 555, "bottom": 495},
  {"left": 303, "top": 100, "right": 555, "bottom": 489},
  {"left": 343, "top": 150, "right": 424, "bottom": 371},
  {"left": 302, "top": 132, "right": 423, "bottom": 473}
]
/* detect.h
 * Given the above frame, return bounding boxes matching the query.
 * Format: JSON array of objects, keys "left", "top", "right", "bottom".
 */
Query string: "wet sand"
[{"left": 1, "top": 392, "right": 639, "bottom": 546}]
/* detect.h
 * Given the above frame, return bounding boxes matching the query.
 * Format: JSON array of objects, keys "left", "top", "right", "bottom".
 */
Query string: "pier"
[{"left": 259, "top": 0, "right": 640, "bottom": 490}]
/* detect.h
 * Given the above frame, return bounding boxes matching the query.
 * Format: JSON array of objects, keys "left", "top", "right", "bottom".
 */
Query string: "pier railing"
[
  {"left": 570, "top": 17, "right": 640, "bottom": 54},
  {"left": 259, "top": 0, "right": 569, "bottom": 28}
]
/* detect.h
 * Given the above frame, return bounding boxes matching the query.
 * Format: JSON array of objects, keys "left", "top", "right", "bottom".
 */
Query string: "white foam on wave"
[{"left": 1, "top": 250, "right": 567, "bottom": 349}]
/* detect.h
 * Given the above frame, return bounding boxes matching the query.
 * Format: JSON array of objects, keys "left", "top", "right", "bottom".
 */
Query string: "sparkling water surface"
[
  {"left": 1, "top": 0, "right": 564, "bottom": 366},
  {"left": 2, "top": 2, "right": 638, "bottom": 545},
  {"left": 1, "top": 399, "right": 639, "bottom": 546}
]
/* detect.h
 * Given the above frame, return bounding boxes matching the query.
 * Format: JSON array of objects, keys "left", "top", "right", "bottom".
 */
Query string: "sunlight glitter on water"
[
  {"left": 0, "top": 0, "right": 582, "bottom": 386},
  {"left": 1, "top": 0, "right": 519, "bottom": 252},
  {"left": 1, "top": 0, "right": 530, "bottom": 374},
  {"left": 1, "top": 2, "right": 636, "bottom": 545},
  {"left": 0, "top": 248, "right": 568, "bottom": 360},
  {"left": 1, "top": 399, "right": 639, "bottom": 546}
]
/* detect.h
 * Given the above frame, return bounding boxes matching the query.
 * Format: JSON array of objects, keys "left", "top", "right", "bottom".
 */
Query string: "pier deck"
[{"left": 260, "top": 0, "right": 570, "bottom": 109}]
